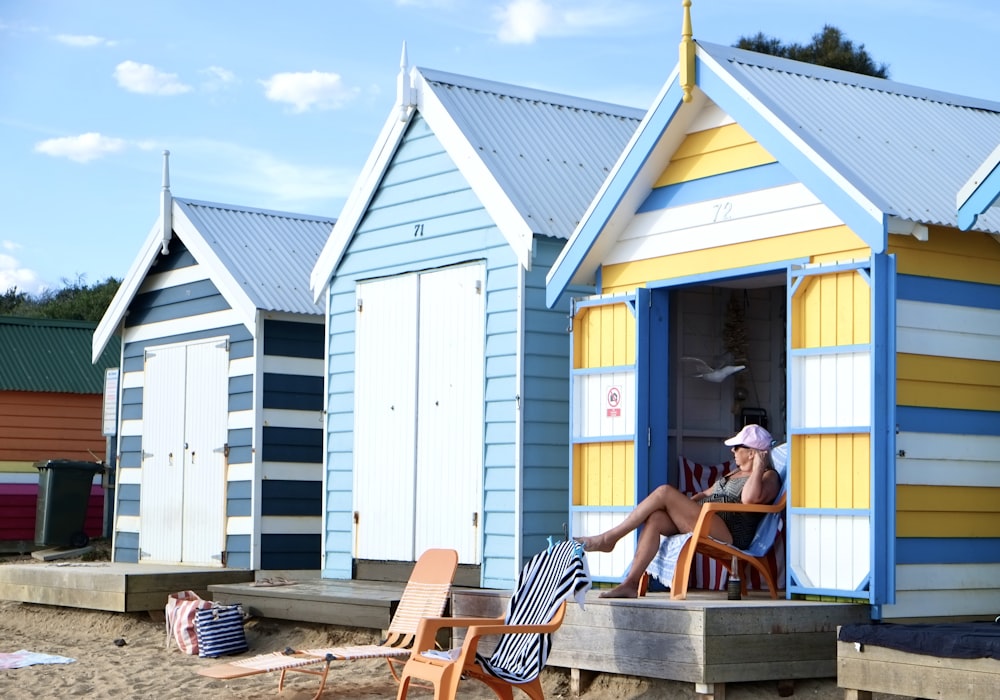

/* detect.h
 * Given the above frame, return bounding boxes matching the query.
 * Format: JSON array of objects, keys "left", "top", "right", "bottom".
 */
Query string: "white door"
[
  {"left": 414, "top": 265, "right": 485, "bottom": 561},
  {"left": 139, "top": 338, "right": 228, "bottom": 565},
  {"left": 354, "top": 274, "right": 419, "bottom": 561},
  {"left": 354, "top": 264, "right": 485, "bottom": 564}
]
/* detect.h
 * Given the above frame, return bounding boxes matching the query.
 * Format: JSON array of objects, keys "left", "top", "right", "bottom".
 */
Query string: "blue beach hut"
[
  {"left": 93, "top": 155, "right": 334, "bottom": 573},
  {"left": 309, "top": 52, "right": 643, "bottom": 588}
]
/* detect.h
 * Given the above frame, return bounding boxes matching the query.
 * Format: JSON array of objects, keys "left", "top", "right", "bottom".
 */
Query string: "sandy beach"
[{"left": 0, "top": 547, "right": 877, "bottom": 699}]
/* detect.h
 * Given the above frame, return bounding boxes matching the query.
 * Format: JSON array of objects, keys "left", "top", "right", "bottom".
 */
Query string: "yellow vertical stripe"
[
  {"left": 575, "top": 303, "right": 635, "bottom": 369},
  {"left": 793, "top": 434, "right": 870, "bottom": 509},
  {"left": 791, "top": 269, "right": 870, "bottom": 349},
  {"left": 574, "top": 442, "right": 635, "bottom": 507}
]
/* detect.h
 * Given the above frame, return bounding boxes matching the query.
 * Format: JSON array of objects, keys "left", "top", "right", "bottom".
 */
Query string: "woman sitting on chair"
[{"left": 575, "top": 424, "right": 780, "bottom": 598}]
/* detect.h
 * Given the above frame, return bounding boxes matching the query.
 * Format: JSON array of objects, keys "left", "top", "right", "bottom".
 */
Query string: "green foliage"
[
  {"left": 736, "top": 25, "right": 890, "bottom": 78},
  {"left": 1, "top": 275, "right": 121, "bottom": 323}
]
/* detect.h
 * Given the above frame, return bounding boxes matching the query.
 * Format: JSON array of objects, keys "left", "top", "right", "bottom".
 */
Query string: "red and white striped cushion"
[{"left": 678, "top": 457, "right": 730, "bottom": 591}]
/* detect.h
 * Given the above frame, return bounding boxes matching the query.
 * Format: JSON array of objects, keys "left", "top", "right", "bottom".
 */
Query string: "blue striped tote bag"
[{"left": 194, "top": 603, "right": 248, "bottom": 658}]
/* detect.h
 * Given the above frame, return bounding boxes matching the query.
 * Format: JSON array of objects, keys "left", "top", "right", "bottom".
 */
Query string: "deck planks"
[{"left": 837, "top": 639, "right": 1000, "bottom": 700}]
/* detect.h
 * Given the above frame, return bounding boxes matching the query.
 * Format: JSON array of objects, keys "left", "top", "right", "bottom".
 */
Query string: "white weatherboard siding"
[
  {"left": 606, "top": 183, "right": 840, "bottom": 265},
  {"left": 896, "top": 299, "right": 1000, "bottom": 362}
]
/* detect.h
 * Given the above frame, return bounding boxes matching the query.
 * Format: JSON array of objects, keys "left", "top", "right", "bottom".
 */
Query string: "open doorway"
[{"left": 660, "top": 279, "right": 787, "bottom": 486}]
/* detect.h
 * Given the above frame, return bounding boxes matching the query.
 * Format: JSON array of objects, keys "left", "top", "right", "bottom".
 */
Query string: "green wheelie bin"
[{"left": 34, "top": 460, "right": 102, "bottom": 548}]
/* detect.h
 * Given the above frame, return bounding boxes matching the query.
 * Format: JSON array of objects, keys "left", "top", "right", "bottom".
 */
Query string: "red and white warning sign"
[{"left": 606, "top": 385, "right": 622, "bottom": 417}]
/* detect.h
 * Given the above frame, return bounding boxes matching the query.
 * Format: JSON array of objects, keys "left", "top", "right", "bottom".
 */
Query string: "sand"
[{"left": 0, "top": 546, "right": 879, "bottom": 699}]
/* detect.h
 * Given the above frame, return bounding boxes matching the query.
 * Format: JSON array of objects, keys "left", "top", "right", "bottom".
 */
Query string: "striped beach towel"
[{"left": 475, "top": 540, "right": 590, "bottom": 685}]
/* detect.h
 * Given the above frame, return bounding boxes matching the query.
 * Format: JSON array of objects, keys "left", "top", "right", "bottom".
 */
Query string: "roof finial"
[
  {"left": 397, "top": 41, "right": 415, "bottom": 121},
  {"left": 679, "top": 0, "right": 696, "bottom": 103},
  {"left": 160, "top": 150, "right": 172, "bottom": 254}
]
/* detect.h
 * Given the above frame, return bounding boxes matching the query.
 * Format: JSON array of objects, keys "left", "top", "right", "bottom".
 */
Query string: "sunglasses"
[{"left": 731, "top": 444, "right": 750, "bottom": 450}]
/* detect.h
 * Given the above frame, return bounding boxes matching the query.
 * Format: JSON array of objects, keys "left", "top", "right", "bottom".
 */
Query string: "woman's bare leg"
[
  {"left": 576, "top": 484, "right": 702, "bottom": 553},
  {"left": 599, "top": 510, "right": 674, "bottom": 598}
]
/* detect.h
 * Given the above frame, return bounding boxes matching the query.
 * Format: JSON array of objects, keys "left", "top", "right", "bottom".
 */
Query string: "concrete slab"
[{"left": 31, "top": 546, "right": 94, "bottom": 561}]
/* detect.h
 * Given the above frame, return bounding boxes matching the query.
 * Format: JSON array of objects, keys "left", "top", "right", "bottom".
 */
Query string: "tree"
[
  {"left": 1, "top": 275, "right": 121, "bottom": 323},
  {"left": 736, "top": 25, "right": 890, "bottom": 78}
]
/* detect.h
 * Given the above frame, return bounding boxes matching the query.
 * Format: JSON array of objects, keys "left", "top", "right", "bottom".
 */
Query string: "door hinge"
[
  {"left": 648, "top": 427, "right": 651, "bottom": 447},
  {"left": 472, "top": 512, "right": 478, "bottom": 527}
]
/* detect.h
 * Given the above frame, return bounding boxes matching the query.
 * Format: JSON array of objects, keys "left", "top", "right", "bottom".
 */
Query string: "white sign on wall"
[{"left": 102, "top": 367, "right": 119, "bottom": 437}]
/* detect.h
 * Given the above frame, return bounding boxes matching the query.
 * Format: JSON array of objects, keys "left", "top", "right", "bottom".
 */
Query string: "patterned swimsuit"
[{"left": 702, "top": 469, "right": 774, "bottom": 549}]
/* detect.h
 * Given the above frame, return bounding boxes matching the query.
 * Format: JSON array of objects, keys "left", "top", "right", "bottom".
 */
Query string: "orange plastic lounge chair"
[
  {"left": 395, "top": 539, "right": 591, "bottom": 700},
  {"left": 640, "top": 442, "right": 789, "bottom": 600},
  {"left": 197, "top": 548, "right": 458, "bottom": 699}
]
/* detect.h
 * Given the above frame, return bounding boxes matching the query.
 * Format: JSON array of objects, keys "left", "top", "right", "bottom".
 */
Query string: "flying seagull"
[{"left": 681, "top": 356, "right": 746, "bottom": 383}]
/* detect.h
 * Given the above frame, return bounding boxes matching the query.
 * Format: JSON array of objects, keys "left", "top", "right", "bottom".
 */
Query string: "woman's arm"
[{"left": 740, "top": 450, "right": 780, "bottom": 504}]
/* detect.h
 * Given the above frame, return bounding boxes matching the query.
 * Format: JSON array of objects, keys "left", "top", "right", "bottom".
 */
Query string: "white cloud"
[
  {"left": 53, "top": 33, "right": 117, "bottom": 48},
  {"left": 0, "top": 251, "right": 44, "bottom": 295},
  {"left": 175, "top": 139, "right": 357, "bottom": 205},
  {"left": 260, "top": 71, "right": 359, "bottom": 112},
  {"left": 493, "top": 0, "right": 644, "bottom": 44},
  {"left": 34, "top": 132, "right": 128, "bottom": 163},
  {"left": 114, "top": 60, "right": 192, "bottom": 96}
]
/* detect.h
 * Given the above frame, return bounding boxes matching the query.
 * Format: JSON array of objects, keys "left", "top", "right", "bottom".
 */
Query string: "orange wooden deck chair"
[
  {"left": 641, "top": 442, "right": 789, "bottom": 600},
  {"left": 197, "top": 548, "right": 458, "bottom": 699},
  {"left": 396, "top": 540, "right": 591, "bottom": 700}
]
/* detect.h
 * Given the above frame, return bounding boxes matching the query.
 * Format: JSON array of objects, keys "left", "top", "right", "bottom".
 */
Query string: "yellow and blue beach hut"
[{"left": 547, "top": 23, "right": 1000, "bottom": 619}]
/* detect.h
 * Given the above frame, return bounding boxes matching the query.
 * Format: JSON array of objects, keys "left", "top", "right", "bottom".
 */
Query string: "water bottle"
[{"left": 727, "top": 556, "right": 741, "bottom": 600}]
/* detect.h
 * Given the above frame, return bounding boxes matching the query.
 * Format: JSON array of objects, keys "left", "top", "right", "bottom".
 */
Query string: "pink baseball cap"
[{"left": 724, "top": 424, "right": 773, "bottom": 451}]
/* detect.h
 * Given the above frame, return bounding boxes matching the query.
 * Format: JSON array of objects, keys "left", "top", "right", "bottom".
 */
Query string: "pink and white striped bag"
[{"left": 165, "top": 590, "right": 213, "bottom": 655}]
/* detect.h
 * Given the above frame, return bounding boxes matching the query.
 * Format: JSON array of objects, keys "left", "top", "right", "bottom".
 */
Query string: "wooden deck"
[
  {"left": 210, "top": 577, "right": 414, "bottom": 631},
  {"left": 454, "top": 588, "right": 871, "bottom": 699},
  {"left": 0, "top": 561, "right": 253, "bottom": 612},
  {"left": 838, "top": 638, "right": 1000, "bottom": 700},
  {"left": 211, "top": 578, "right": 871, "bottom": 698},
  {"left": 0, "top": 563, "right": 873, "bottom": 698}
]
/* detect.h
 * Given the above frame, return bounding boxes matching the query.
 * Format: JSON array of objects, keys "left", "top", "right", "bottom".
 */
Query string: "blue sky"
[{"left": 1, "top": 0, "right": 998, "bottom": 294}]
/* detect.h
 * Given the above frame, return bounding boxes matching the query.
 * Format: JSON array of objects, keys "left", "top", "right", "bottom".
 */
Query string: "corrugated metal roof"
[
  {"left": 0, "top": 316, "right": 120, "bottom": 393},
  {"left": 175, "top": 199, "right": 335, "bottom": 315},
  {"left": 419, "top": 68, "right": 646, "bottom": 239},
  {"left": 702, "top": 42, "right": 1000, "bottom": 234}
]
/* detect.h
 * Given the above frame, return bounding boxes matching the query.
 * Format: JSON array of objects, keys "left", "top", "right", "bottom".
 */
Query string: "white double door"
[
  {"left": 139, "top": 337, "right": 228, "bottom": 565},
  {"left": 354, "top": 264, "right": 485, "bottom": 564}
]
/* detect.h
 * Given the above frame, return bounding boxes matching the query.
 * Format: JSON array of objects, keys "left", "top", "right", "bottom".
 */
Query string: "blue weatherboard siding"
[
  {"left": 226, "top": 535, "right": 251, "bottom": 569},
  {"left": 262, "top": 373, "right": 323, "bottom": 410},
  {"left": 258, "top": 318, "right": 324, "bottom": 570},
  {"left": 322, "top": 115, "right": 578, "bottom": 588},
  {"left": 896, "top": 273, "right": 1000, "bottom": 310},
  {"left": 263, "top": 319, "right": 325, "bottom": 358},
  {"left": 261, "top": 534, "right": 321, "bottom": 569},
  {"left": 261, "top": 426, "right": 323, "bottom": 463},
  {"left": 261, "top": 480, "right": 322, "bottom": 516},
  {"left": 127, "top": 279, "right": 231, "bottom": 325}
]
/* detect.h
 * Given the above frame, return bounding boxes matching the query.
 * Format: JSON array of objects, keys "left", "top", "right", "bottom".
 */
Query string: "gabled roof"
[
  {"left": 958, "top": 143, "right": 1000, "bottom": 231},
  {"left": 547, "top": 41, "right": 1000, "bottom": 306},
  {"left": 93, "top": 197, "right": 335, "bottom": 362},
  {"left": 309, "top": 64, "right": 644, "bottom": 300},
  {"left": 1, "top": 316, "right": 120, "bottom": 393}
]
